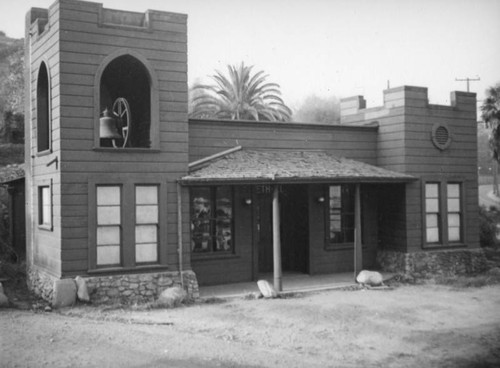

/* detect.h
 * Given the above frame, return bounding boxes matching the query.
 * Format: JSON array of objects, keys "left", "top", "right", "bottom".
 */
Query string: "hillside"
[
  {"left": 0, "top": 143, "right": 24, "bottom": 166},
  {"left": 0, "top": 32, "right": 24, "bottom": 114}
]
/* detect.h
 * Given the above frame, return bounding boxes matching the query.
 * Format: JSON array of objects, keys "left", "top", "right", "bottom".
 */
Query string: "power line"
[{"left": 455, "top": 76, "right": 480, "bottom": 92}]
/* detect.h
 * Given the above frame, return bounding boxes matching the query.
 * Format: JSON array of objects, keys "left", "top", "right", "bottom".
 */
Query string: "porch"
[
  {"left": 199, "top": 271, "right": 395, "bottom": 299},
  {"left": 182, "top": 148, "right": 415, "bottom": 291}
]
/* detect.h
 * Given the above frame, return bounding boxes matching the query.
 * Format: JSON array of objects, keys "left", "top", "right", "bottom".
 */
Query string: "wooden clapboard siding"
[
  {"left": 188, "top": 119, "right": 379, "bottom": 165},
  {"left": 342, "top": 86, "right": 478, "bottom": 254},
  {"left": 26, "top": 3, "right": 63, "bottom": 277},
  {"left": 25, "top": 0, "right": 190, "bottom": 276},
  {"left": 402, "top": 93, "right": 478, "bottom": 252}
]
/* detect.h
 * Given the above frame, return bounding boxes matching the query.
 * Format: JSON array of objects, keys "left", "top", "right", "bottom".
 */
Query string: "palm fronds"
[{"left": 189, "top": 63, "right": 292, "bottom": 122}]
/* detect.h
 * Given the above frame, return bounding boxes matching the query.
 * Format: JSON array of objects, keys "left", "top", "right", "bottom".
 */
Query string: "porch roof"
[{"left": 180, "top": 149, "right": 415, "bottom": 185}]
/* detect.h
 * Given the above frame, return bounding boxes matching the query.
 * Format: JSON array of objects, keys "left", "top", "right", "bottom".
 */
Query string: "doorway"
[{"left": 255, "top": 185, "right": 309, "bottom": 275}]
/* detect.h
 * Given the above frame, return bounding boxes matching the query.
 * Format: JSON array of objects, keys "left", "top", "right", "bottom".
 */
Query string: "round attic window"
[{"left": 431, "top": 123, "right": 452, "bottom": 150}]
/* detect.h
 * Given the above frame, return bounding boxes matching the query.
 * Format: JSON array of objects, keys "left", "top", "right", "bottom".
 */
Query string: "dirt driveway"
[{"left": 2, "top": 284, "right": 500, "bottom": 368}]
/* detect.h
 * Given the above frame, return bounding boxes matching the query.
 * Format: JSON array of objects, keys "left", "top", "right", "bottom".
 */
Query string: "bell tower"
[{"left": 25, "top": 0, "right": 194, "bottom": 302}]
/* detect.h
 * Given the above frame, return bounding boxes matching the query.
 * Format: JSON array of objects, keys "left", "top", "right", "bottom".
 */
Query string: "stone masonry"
[
  {"left": 28, "top": 267, "right": 199, "bottom": 305},
  {"left": 377, "top": 248, "right": 488, "bottom": 279},
  {"left": 84, "top": 270, "right": 199, "bottom": 304},
  {"left": 27, "top": 266, "right": 58, "bottom": 302}
]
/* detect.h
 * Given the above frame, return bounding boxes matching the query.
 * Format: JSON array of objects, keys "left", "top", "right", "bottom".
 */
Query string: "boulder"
[
  {"left": 157, "top": 286, "right": 187, "bottom": 308},
  {"left": 356, "top": 270, "right": 384, "bottom": 286},
  {"left": 257, "top": 280, "right": 278, "bottom": 298},
  {"left": 74, "top": 276, "right": 90, "bottom": 302},
  {"left": 52, "top": 279, "right": 77, "bottom": 308}
]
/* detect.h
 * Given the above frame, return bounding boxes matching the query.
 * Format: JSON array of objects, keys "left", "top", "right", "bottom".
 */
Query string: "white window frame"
[
  {"left": 38, "top": 180, "right": 52, "bottom": 231},
  {"left": 96, "top": 185, "right": 122, "bottom": 267},
  {"left": 135, "top": 185, "right": 159, "bottom": 264},
  {"left": 422, "top": 179, "right": 465, "bottom": 248},
  {"left": 88, "top": 175, "right": 167, "bottom": 271}
]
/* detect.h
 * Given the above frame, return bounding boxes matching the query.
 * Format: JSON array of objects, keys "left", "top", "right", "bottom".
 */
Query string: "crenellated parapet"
[{"left": 341, "top": 85, "right": 477, "bottom": 122}]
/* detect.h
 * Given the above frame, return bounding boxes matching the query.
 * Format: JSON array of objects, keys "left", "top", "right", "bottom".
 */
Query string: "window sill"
[
  {"left": 192, "top": 252, "right": 239, "bottom": 262},
  {"left": 38, "top": 224, "right": 53, "bottom": 231},
  {"left": 87, "top": 264, "right": 168, "bottom": 275},
  {"left": 324, "top": 243, "right": 366, "bottom": 251},
  {"left": 422, "top": 242, "right": 468, "bottom": 250},
  {"left": 36, "top": 149, "right": 52, "bottom": 157},
  {"left": 93, "top": 147, "right": 160, "bottom": 153}
]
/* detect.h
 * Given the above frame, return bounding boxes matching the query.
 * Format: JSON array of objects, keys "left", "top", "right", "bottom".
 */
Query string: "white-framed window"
[
  {"left": 96, "top": 185, "right": 121, "bottom": 267},
  {"left": 135, "top": 185, "right": 159, "bottom": 263},
  {"left": 447, "top": 183, "right": 462, "bottom": 243},
  {"left": 38, "top": 184, "right": 52, "bottom": 229},
  {"left": 89, "top": 177, "right": 165, "bottom": 270},
  {"left": 425, "top": 183, "right": 441, "bottom": 244},
  {"left": 423, "top": 181, "right": 463, "bottom": 247}
]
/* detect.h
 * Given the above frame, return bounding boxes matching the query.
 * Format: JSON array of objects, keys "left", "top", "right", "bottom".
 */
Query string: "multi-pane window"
[
  {"left": 191, "top": 186, "right": 233, "bottom": 253},
  {"left": 135, "top": 185, "right": 159, "bottom": 263},
  {"left": 328, "top": 185, "right": 355, "bottom": 245},
  {"left": 425, "top": 183, "right": 441, "bottom": 244},
  {"left": 424, "top": 182, "right": 463, "bottom": 246},
  {"left": 96, "top": 186, "right": 121, "bottom": 266},
  {"left": 38, "top": 185, "right": 51, "bottom": 228},
  {"left": 447, "top": 183, "right": 462, "bottom": 243}
]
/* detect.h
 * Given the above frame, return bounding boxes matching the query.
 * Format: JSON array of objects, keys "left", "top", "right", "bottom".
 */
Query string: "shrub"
[{"left": 479, "top": 206, "right": 500, "bottom": 248}]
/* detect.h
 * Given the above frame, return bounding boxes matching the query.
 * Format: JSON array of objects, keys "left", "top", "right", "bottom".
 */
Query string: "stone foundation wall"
[
  {"left": 377, "top": 248, "right": 488, "bottom": 278},
  {"left": 28, "top": 267, "right": 200, "bottom": 305},
  {"left": 27, "top": 266, "right": 58, "bottom": 302},
  {"left": 84, "top": 270, "right": 199, "bottom": 304}
]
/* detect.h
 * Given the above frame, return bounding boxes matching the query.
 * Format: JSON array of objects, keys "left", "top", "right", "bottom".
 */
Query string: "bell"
[{"left": 99, "top": 108, "right": 122, "bottom": 139}]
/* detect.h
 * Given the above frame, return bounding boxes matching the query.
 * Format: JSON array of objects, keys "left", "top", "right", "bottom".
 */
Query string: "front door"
[
  {"left": 255, "top": 185, "right": 309, "bottom": 275},
  {"left": 281, "top": 185, "right": 309, "bottom": 273}
]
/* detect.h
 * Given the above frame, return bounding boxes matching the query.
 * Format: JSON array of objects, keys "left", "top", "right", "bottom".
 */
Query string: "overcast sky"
[{"left": 2, "top": 0, "right": 499, "bottom": 110}]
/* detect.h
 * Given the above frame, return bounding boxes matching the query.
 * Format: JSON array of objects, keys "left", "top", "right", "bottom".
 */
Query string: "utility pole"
[{"left": 455, "top": 76, "right": 480, "bottom": 92}]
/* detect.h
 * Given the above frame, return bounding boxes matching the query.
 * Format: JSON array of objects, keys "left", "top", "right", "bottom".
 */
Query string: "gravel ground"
[{"left": 2, "top": 283, "right": 500, "bottom": 368}]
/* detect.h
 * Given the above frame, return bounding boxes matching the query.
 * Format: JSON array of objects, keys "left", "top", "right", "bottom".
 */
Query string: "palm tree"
[
  {"left": 189, "top": 63, "right": 292, "bottom": 122},
  {"left": 481, "top": 83, "right": 500, "bottom": 196}
]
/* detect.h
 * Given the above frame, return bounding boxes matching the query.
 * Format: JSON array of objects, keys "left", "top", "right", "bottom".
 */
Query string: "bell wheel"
[{"left": 112, "top": 97, "right": 131, "bottom": 147}]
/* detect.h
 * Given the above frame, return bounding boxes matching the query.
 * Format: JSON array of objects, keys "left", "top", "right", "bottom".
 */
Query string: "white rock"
[
  {"left": 257, "top": 280, "right": 278, "bottom": 298},
  {"left": 75, "top": 276, "right": 90, "bottom": 302},
  {"left": 52, "top": 279, "right": 77, "bottom": 308},
  {"left": 356, "top": 270, "right": 384, "bottom": 286},
  {"left": 157, "top": 286, "right": 187, "bottom": 308}
]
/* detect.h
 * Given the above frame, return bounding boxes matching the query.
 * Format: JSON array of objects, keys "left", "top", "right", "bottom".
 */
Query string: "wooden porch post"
[
  {"left": 272, "top": 185, "right": 282, "bottom": 291},
  {"left": 354, "top": 183, "right": 362, "bottom": 279}
]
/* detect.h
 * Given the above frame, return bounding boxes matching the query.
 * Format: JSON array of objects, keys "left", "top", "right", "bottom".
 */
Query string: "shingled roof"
[
  {"left": 181, "top": 150, "right": 415, "bottom": 185},
  {"left": 0, "top": 164, "right": 25, "bottom": 184}
]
